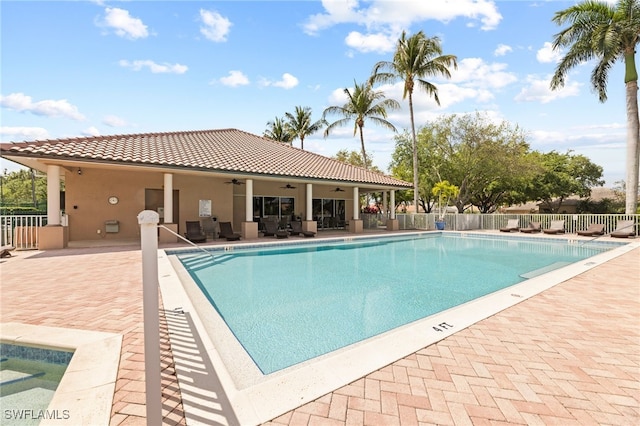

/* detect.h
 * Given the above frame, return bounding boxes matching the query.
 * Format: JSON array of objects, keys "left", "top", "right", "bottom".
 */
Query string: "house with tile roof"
[{"left": 1, "top": 128, "right": 412, "bottom": 249}]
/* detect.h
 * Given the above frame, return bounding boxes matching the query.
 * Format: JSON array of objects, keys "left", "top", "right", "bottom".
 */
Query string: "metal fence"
[
  {"left": 396, "top": 213, "right": 639, "bottom": 235},
  {"left": 1, "top": 215, "right": 48, "bottom": 250}
]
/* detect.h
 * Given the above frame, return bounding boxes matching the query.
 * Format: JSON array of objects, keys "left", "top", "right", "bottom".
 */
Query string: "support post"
[{"left": 137, "top": 210, "right": 162, "bottom": 426}]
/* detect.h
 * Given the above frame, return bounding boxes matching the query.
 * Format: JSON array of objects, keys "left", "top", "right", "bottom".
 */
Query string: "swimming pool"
[
  {"left": 162, "top": 231, "right": 631, "bottom": 425},
  {"left": 0, "top": 344, "right": 73, "bottom": 425},
  {"left": 174, "top": 233, "right": 617, "bottom": 374}
]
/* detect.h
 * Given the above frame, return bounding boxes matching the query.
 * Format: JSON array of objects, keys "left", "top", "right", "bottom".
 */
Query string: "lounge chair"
[
  {"left": 519, "top": 221, "right": 541, "bottom": 233},
  {"left": 184, "top": 221, "right": 206, "bottom": 243},
  {"left": 262, "top": 220, "right": 288, "bottom": 239},
  {"left": 543, "top": 220, "right": 565, "bottom": 234},
  {"left": 219, "top": 221, "right": 241, "bottom": 241},
  {"left": 289, "top": 220, "right": 315, "bottom": 238},
  {"left": 499, "top": 219, "right": 519, "bottom": 232},
  {"left": 576, "top": 223, "right": 605, "bottom": 236},
  {"left": 610, "top": 220, "right": 636, "bottom": 238},
  {"left": 1, "top": 245, "right": 15, "bottom": 258}
]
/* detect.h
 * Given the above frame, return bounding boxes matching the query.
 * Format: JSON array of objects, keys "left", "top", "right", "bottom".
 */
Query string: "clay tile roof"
[{"left": 1, "top": 128, "right": 412, "bottom": 188}]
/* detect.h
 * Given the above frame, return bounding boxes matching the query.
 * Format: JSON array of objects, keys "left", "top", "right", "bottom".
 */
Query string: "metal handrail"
[{"left": 158, "top": 224, "right": 214, "bottom": 259}]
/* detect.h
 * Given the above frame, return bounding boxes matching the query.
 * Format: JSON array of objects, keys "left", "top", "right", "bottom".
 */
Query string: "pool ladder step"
[
  {"left": 0, "top": 370, "right": 46, "bottom": 387},
  {"left": 520, "top": 262, "right": 572, "bottom": 279}
]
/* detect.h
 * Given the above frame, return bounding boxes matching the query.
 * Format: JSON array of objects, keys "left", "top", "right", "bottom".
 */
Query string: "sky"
[{"left": 0, "top": 0, "right": 628, "bottom": 186}]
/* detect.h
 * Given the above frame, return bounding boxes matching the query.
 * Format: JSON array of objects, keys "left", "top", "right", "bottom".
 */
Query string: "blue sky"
[{"left": 0, "top": 0, "right": 626, "bottom": 186}]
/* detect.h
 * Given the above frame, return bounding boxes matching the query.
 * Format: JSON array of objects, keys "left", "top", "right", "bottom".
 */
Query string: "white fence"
[
  {"left": 1, "top": 215, "right": 48, "bottom": 250},
  {"left": 395, "top": 213, "right": 639, "bottom": 235}
]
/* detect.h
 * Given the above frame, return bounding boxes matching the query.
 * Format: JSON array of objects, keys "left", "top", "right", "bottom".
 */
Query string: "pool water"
[
  {"left": 177, "top": 234, "right": 613, "bottom": 374},
  {"left": 0, "top": 344, "right": 72, "bottom": 425}
]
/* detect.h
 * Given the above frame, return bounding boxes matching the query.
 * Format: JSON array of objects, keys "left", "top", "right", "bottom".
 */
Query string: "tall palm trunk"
[
  {"left": 357, "top": 125, "right": 368, "bottom": 169},
  {"left": 408, "top": 91, "right": 419, "bottom": 212},
  {"left": 625, "top": 78, "right": 639, "bottom": 214}
]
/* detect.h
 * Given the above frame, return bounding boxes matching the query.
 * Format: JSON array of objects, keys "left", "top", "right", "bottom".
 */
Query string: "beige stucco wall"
[
  {"left": 63, "top": 167, "right": 357, "bottom": 242},
  {"left": 64, "top": 168, "right": 236, "bottom": 242}
]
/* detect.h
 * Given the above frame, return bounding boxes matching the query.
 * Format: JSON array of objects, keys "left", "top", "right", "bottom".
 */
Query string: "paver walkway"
[{"left": 1, "top": 239, "right": 638, "bottom": 425}]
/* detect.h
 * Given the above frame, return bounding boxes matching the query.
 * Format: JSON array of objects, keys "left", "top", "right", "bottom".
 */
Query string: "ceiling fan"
[
  {"left": 280, "top": 183, "right": 296, "bottom": 189},
  {"left": 224, "top": 178, "right": 244, "bottom": 185},
  {"left": 330, "top": 187, "right": 345, "bottom": 192}
]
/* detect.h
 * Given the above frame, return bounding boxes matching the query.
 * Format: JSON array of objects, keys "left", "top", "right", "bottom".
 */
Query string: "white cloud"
[
  {"left": 218, "top": 70, "right": 250, "bottom": 87},
  {"left": 0, "top": 93, "right": 85, "bottom": 121},
  {"left": 494, "top": 43, "right": 512, "bottom": 56},
  {"left": 102, "top": 115, "right": 128, "bottom": 127},
  {"left": 344, "top": 31, "right": 397, "bottom": 53},
  {"left": 303, "top": 0, "right": 502, "bottom": 35},
  {"left": 0, "top": 126, "right": 50, "bottom": 142},
  {"left": 82, "top": 126, "right": 101, "bottom": 137},
  {"left": 450, "top": 58, "right": 517, "bottom": 89},
  {"left": 514, "top": 75, "right": 581, "bottom": 103},
  {"left": 536, "top": 41, "right": 562, "bottom": 63},
  {"left": 200, "top": 9, "right": 232, "bottom": 42},
  {"left": 260, "top": 73, "right": 299, "bottom": 89},
  {"left": 119, "top": 60, "right": 188, "bottom": 74},
  {"left": 100, "top": 7, "right": 149, "bottom": 39}
]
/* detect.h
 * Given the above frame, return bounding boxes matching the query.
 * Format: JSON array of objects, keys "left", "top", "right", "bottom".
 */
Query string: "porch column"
[
  {"left": 352, "top": 187, "right": 359, "bottom": 220},
  {"left": 47, "top": 165, "right": 61, "bottom": 225},
  {"left": 245, "top": 179, "right": 254, "bottom": 222},
  {"left": 306, "top": 184, "right": 313, "bottom": 221},
  {"left": 158, "top": 173, "right": 178, "bottom": 243},
  {"left": 387, "top": 189, "right": 399, "bottom": 231},
  {"left": 382, "top": 191, "right": 388, "bottom": 217},
  {"left": 349, "top": 186, "right": 362, "bottom": 233},
  {"left": 390, "top": 190, "right": 396, "bottom": 219},
  {"left": 242, "top": 179, "right": 258, "bottom": 239},
  {"left": 39, "top": 164, "right": 67, "bottom": 249},
  {"left": 303, "top": 183, "right": 316, "bottom": 233},
  {"left": 163, "top": 173, "right": 173, "bottom": 223}
]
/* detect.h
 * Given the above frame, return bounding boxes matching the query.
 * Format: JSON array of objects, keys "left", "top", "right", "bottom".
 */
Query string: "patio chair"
[
  {"left": 219, "top": 222, "right": 241, "bottom": 241},
  {"left": 576, "top": 223, "right": 605, "bottom": 237},
  {"left": 289, "top": 220, "right": 315, "bottom": 238},
  {"left": 262, "top": 220, "right": 279, "bottom": 237},
  {"left": 184, "top": 221, "right": 206, "bottom": 243},
  {"left": 543, "top": 220, "right": 565, "bottom": 234},
  {"left": 519, "top": 221, "right": 541, "bottom": 233},
  {"left": 499, "top": 219, "right": 519, "bottom": 232},
  {"left": 610, "top": 220, "right": 636, "bottom": 238}
]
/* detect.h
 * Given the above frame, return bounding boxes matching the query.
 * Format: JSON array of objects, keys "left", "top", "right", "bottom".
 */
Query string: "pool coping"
[
  {"left": 158, "top": 231, "right": 638, "bottom": 426},
  {"left": 0, "top": 322, "right": 122, "bottom": 426}
]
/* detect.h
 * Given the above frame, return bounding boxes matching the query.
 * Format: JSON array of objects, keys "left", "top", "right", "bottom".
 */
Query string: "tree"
[
  {"left": 550, "top": 0, "right": 640, "bottom": 214},
  {"left": 371, "top": 30, "right": 457, "bottom": 212},
  {"left": 323, "top": 80, "right": 399, "bottom": 169},
  {"left": 390, "top": 113, "right": 535, "bottom": 214},
  {"left": 332, "top": 148, "right": 382, "bottom": 172},
  {"left": 0, "top": 169, "right": 48, "bottom": 210},
  {"left": 263, "top": 116, "right": 293, "bottom": 144},
  {"left": 284, "top": 106, "right": 326, "bottom": 150},
  {"left": 432, "top": 180, "right": 459, "bottom": 220},
  {"left": 525, "top": 151, "right": 605, "bottom": 213}
]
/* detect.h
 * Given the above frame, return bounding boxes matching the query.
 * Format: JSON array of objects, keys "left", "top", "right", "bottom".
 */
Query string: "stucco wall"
[{"left": 63, "top": 167, "right": 357, "bottom": 242}]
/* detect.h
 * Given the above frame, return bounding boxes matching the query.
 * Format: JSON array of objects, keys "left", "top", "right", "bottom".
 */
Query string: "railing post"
[{"left": 137, "top": 210, "right": 162, "bottom": 425}]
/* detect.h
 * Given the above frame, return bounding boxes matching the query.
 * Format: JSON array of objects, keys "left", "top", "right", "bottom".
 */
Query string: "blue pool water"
[
  {"left": 176, "top": 233, "right": 616, "bottom": 374},
  {"left": 0, "top": 344, "right": 73, "bottom": 425}
]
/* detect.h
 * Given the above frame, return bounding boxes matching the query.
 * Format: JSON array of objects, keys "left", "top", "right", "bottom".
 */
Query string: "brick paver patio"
[{"left": 1, "top": 237, "right": 638, "bottom": 425}]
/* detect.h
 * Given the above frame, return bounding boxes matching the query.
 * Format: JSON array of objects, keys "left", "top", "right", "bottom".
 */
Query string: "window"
[{"left": 253, "top": 196, "right": 295, "bottom": 219}]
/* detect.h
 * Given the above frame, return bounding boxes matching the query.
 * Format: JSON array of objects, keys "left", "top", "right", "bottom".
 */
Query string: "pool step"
[
  {"left": 0, "top": 370, "right": 46, "bottom": 387},
  {"left": 520, "top": 262, "right": 572, "bottom": 279}
]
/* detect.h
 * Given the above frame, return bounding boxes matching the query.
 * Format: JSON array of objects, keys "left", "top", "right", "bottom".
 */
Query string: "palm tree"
[
  {"left": 550, "top": 0, "right": 640, "bottom": 214},
  {"left": 323, "top": 80, "right": 400, "bottom": 169},
  {"left": 263, "top": 116, "right": 293, "bottom": 144},
  {"left": 284, "top": 106, "right": 326, "bottom": 150},
  {"left": 371, "top": 30, "right": 457, "bottom": 212}
]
